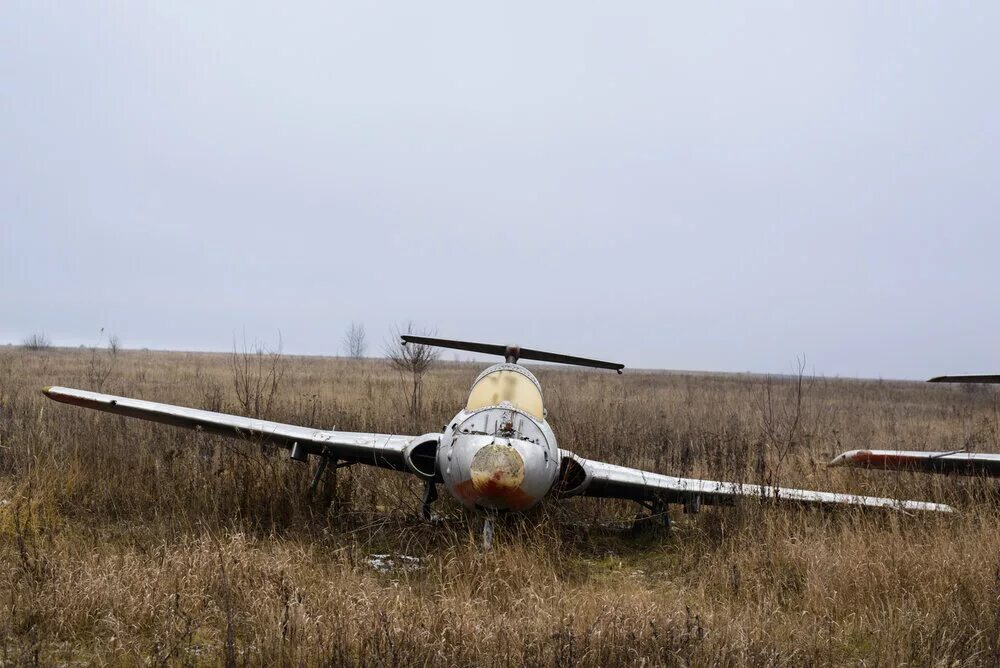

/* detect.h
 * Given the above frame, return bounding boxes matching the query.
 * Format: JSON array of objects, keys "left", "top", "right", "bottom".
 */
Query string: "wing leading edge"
[
  {"left": 562, "top": 451, "right": 953, "bottom": 513},
  {"left": 830, "top": 449, "right": 1000, "bottom": 477},
  {"left": 42, "top": 386, "right": 415, "bottom": 471}
]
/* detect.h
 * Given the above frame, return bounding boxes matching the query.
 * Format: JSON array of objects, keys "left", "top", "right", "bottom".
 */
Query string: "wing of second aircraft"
[
  {"left": 928, "top": 375, "right": 1000, "bottom": 383},
  {"left": 830, "top": 449, "right": 1000, "bottom": 477}
]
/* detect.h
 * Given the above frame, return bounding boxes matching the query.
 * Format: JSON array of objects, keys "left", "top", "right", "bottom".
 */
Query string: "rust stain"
[
  {"left": 470, "top": 444, "right": 524, "bottom": 492},
  {"left": 462, "top": 443, "right": 537, "bottom": 509},
  {"left": 851, "top": 451, "right": 923, "bottom": 470},
  {"left": 453, "top": 478, "right": 536, "bottom": 511},
  {"left": 454, "top": 479, "right": 479, "bottom": 504}
]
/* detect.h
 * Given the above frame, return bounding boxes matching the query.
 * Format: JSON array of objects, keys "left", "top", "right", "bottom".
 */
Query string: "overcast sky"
[{"left": 2, "top": 3, "right": 998, "bottom": 379}]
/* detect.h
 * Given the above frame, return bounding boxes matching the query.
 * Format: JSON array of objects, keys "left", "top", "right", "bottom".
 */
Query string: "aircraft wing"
[
  {"left": 830, "top": 449, "right": 1000, "bottom": 477},
  {"left": 42, "top": 386, "right": 416, "bottom": 471},
  {"left": 561, "top": 451, "right": 953, "bottom": 513},
  {"left": 929, "top": 375, "right": 1000, "bottom": 383}
]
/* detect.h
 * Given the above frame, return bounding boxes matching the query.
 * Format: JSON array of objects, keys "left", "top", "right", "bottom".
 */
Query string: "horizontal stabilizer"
[
  {"left": 929, "top": 375, "right": 1000, "bottom": 384},
  {"left": 400, "top": 336, "right": 624, "bottom": 373}
]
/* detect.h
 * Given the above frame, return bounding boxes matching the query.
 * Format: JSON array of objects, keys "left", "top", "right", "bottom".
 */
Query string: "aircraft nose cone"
[{"left": 470, "top": 442, "right": 525, "bottom": 497}]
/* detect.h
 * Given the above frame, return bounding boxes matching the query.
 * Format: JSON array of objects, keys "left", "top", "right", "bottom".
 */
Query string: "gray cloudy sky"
[{"left": 2, "top": 3, "right": 998, "bottom": 379}]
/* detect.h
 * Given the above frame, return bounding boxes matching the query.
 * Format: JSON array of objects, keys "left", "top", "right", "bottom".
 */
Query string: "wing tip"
[
  {"left": 899, "top": 499, "right": 955, "bottom": 513},
  {"left": 828, "top": 450, "right": 865, "bottom": 467},
  {"left": 42, "top": 386, "right": 71, "bottom": 402},
  {"left": 919, "top": 501, "right": 955, "bottom": 513}
]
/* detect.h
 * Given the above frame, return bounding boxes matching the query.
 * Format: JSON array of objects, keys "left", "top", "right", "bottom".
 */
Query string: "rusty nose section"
[{"left": 470, "top": 443, "right": 526, "bottom": 497}]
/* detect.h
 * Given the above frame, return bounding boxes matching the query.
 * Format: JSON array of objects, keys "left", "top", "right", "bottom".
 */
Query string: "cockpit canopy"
[{"left": 466, "top": 364, "right": 544, "bottom": 419}]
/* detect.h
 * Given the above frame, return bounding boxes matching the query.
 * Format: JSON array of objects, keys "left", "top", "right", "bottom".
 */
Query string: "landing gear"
[
  {"left": 683, "top": 495, "right": 702, "bottom": 515},
  {"left": 482, "top": 515, "right": 495, "bottom": 550},
  {"left": 632, "top": 497, "right": 672, "bottom": 535},
  {"left": 421, "top": 480, "right": 438, "bottom": 520},
  {"left": 308, "top": 454, "right": 353, "bottom": 508},
  {"left": 308, "top": 455, "right": 331, "bottom": 499}
]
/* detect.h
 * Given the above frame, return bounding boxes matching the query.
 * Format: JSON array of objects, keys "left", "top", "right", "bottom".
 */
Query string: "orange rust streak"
[
  {"left": 852, "top": 451, "right": 925, "bottom": 469},
  {"left": 454, "top": 479, "right": 479, "bottom": 504},
  {"left": 453, "top": 478, "right": 536, "bottom": 511}
]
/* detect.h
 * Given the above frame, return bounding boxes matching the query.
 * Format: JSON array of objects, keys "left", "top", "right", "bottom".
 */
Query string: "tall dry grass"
[{"left": 1, "top": 347, "right": 1000, "bottom": 665}]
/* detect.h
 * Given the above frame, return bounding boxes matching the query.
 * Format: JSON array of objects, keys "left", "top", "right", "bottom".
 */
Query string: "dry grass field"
[{"left": 2, "top": 346, "right": 1000, "bottom": 665}]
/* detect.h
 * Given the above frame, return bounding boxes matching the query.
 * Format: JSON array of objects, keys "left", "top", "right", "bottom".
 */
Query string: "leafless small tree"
[
  {"left": 343, "top": 322, "right": 367, "bottom": 359},
  {"left": 753, "top": 356, "right": 829, "bottom": 489},
  {"left": 231, "top": 332, "right": 285, "bottom": 419},
  {"left": 87, "top": 349, "right": 114, "bottom": 391},
  {"left": 86, "top": 329, "right": 119, "bottom": 391},
  {"left": 108, "top": 334, "right": 121, "bottom": 355},
  {"left": 22, "top": 332, "right": 51, "bottom": 351},
  {"left": 384, "top": 323, "right": 440, "bottom": 427}
]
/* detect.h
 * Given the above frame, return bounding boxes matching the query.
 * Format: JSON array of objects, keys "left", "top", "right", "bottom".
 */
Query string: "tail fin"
[
  {"left": 400, "top": 336, "right": 624, "bottom": 373},
  {"left": 929, "top": 375, "right": 1000, "bottom": 383}
]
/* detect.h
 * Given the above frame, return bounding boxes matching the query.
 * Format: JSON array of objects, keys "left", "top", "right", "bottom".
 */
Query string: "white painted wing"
[
  {"left": 562, "top": 451, "right": 953, "bottom": 513},
  {"left": 43, "top": 386, "right": 415, "bottom": 471},
  {"left": 830, "top": 449, "right": 1000, "bottom": 478}
]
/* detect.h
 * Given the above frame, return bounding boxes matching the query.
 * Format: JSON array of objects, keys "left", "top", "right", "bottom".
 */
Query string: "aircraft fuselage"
[{"left": 430, "top": 362, "right": 560, "bottom": 511}]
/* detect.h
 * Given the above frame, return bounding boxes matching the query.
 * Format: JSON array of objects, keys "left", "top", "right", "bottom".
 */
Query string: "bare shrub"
[
  {"left": 231, "top": 332, "right": 285, "bottom": 419},
  {"left": 22, "top": 332, "right": 51, "bottom": 350},
  {"left": 108, "top": 334, "right": 122, "bottom": 355},
  {"left": 86, "top": 329, "right": 119, "bottom": 391},
  {"left": 753, "top": 356, "right": 830, "bottom": 488},
  {"left": 384, "top": 322, "right": 440, "bottom": 428},
  {"left": 194, "top": 361, "right": 225, "bottom": 412},
  {"left": 343, "top": 322, "right": 367, "bottom": 359},
  {"left": 86, "top": 348, "right": 114, "bottom": 392}
]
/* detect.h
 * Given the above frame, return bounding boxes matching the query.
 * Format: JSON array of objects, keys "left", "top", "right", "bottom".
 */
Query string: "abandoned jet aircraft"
[
  {"left": 43, "top": 336, "right": 952, "bottom": 528},
  {"left": 830, "top": 372, "right": 1000, "bottom": 477}
]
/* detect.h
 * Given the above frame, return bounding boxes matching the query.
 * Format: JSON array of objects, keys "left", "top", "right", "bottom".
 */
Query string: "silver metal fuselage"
[{"left": 436, "top": 364, "right": 560, "bottom": 511}]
